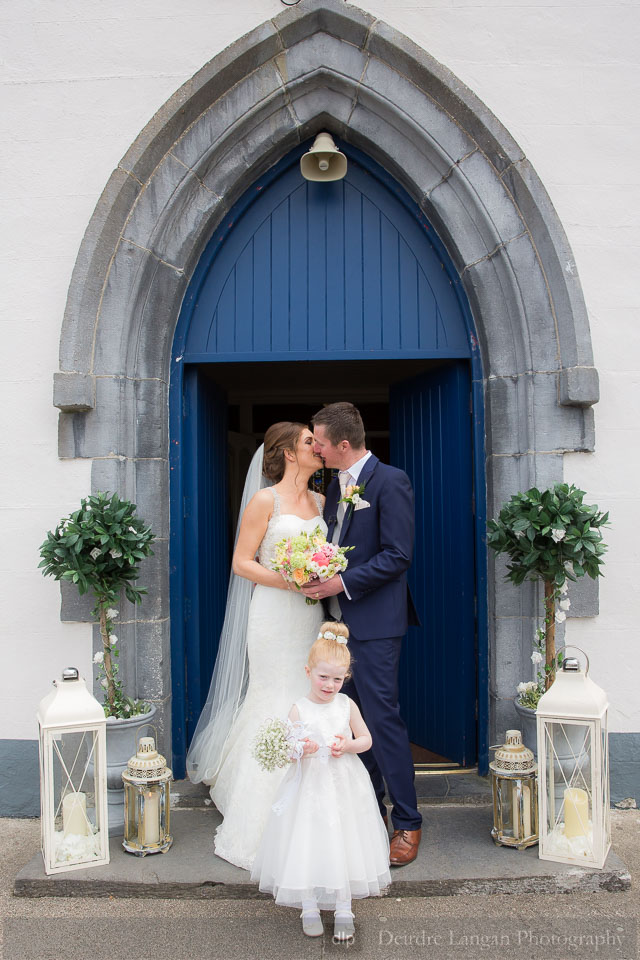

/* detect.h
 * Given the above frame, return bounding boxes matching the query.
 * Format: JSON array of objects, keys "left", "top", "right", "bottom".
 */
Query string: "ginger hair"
[{"left": 308, "top": 621, "right": 351, "bottom": 675}]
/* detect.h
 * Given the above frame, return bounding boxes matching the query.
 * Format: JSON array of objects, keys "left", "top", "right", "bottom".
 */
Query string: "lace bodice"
[{"left": 258, "top": 488, "right": 326, "bottom": 569}]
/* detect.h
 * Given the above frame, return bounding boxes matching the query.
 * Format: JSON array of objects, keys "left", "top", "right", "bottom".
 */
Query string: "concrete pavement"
[{"left": 2, "top": 778, "right": 638, "bottom": 959}]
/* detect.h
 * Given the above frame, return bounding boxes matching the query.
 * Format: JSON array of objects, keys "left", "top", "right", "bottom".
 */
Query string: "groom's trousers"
[{"left": 341, "top": 632, "right": 422, "bottom": 832}]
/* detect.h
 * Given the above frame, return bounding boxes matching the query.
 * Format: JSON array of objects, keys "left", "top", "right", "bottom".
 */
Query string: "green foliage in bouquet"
[
  {"left": 39, "top": 492, "right": 156, "bottom": 719},
  {"left": 487, "top": 483, "right": 609, "bottom": 702}
]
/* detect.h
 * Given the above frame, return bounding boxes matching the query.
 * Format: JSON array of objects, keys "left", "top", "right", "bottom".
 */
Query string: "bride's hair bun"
[
  {"left": 309, "top": 621, "right": 351, "bottom": 675},
  {"left": 262, "top": 422, "right": 307, "bottom": 482}
]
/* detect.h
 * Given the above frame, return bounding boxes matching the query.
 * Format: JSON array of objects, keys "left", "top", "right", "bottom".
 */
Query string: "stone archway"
[{"left": 54, "top": 0, "right": 598, "bottom": 759}]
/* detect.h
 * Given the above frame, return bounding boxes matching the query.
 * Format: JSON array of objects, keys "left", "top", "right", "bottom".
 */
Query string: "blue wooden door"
[
  {"left": 181, "top": 368, "right": 229, "bottom": 748},
  {"left": 171, "top": 143, "right": 484, "bottom": 775},
  {"left": 390, "top": 362, "right": 476, "bottom": 766}
]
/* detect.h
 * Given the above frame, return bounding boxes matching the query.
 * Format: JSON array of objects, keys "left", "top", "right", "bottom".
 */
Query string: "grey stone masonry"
[
  {"left": 54, "top": 0, "right": 599, "bottom": 765},
  {"left": 53, "top": 372, "right": 95, "bottom": 412}
]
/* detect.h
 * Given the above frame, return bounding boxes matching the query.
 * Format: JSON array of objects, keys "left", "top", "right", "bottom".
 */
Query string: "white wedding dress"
[{"left": 211, "top": 488, "right": 326, "bottom": 870}]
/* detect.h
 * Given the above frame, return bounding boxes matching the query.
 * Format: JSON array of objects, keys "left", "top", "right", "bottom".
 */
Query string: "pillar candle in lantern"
[
  {"left": 62, "top": 791, "right": 88, "bottom": 837},
  {"left": 564, "top": 787, "right": 588, "bottom": 839},
  {"left": 141, "top": 789, "right": 160, "bottom": 845}
]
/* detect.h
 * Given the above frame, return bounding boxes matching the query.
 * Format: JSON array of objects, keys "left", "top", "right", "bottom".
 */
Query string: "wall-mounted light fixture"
[{"left": 300, "top": 132, "right": 347, "bottom": 182}]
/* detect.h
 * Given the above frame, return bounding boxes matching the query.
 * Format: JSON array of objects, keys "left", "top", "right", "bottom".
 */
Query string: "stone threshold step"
[
  {"left": 169, "top": 773, "right": 494, "bottom": 809},
  {"left": 14, "top": 806, "right": 629, "bottom": 900}
]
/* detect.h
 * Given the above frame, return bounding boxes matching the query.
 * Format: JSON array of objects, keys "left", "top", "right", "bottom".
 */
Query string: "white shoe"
[
  {"left": 301, "top": 911, "right": 323, "bottom": 937},
  {"left": 333, "top": 911, "right": 355, "bottom": 943}
]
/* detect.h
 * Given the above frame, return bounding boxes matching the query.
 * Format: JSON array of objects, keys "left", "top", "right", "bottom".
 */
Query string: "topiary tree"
[
  {"left": 39, "top": 492, "right": 156, "bottom": 718},
  {"left": 487, "top": 483, "right": 608, "bottom": 699}
]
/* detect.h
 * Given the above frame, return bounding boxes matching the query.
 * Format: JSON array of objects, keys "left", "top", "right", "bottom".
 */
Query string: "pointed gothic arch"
[{"left": 54, "top": 0, "right": 598, "bottom": 762}]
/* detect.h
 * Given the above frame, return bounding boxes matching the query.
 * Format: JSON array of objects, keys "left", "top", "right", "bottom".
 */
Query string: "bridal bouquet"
[{"left": 272, "top": 525, "right": 352, "bottom": 604}]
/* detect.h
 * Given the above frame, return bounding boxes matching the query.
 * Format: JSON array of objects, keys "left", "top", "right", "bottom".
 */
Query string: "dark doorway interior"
[
  {"left": 201, "top": 357, "right": 449, "bottom": 526},
  {"left": 185, "top": 358, "right": 477, "bottom": 770}
]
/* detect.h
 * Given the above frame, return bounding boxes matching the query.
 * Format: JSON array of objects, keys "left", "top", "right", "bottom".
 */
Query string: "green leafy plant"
[
  {"left": 39, "top": 492, "right": 156, "bottom": 719},
  {"left": 487, "top": 483, "right": 609, "bottom": 705}
]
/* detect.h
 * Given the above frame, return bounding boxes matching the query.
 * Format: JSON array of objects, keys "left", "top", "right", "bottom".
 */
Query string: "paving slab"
[{"left": 14, "top": 803, "right": 629, "bottom": 900}]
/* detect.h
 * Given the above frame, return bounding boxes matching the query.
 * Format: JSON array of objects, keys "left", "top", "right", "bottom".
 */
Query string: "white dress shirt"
[{"left": 330, "top": 450, "right": 372, "bottom": 613}]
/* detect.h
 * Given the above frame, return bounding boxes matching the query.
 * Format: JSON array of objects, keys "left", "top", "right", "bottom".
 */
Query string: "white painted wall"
[{"left": 1, "top": 0, "right": 638, "bottom": 738}]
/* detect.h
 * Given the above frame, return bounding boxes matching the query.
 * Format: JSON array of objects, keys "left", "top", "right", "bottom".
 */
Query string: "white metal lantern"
[
  {"left": 122, "top": 731, "right": 173, "bottom": 856},
  {"left": 490, "top": 730, "right": 539, "bottom": 849},
  {"left": 536, "top": 648, "right": 610, "bottom": 868},
  {"left": 37, "top": 667, "right": 109, "bottom": 874}
]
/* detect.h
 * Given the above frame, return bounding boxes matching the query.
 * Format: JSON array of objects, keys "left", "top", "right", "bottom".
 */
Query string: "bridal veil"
[{"left": 186, "top": 444, "right": 269, "bottom": 784}]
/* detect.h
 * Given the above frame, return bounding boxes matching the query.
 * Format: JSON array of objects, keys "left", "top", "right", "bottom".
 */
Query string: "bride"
[{"left": 186, "top": 421, "right": 326, "bottom": 870}]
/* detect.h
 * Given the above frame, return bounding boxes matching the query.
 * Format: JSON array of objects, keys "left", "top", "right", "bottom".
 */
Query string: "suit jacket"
[{"left": 325, "top": 455, "right": 419, "bottom": 639}]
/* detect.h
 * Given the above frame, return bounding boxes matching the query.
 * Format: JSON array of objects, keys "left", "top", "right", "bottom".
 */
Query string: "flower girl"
[{"left": 250, "top": 622, "right": 391, "bottom": 942}]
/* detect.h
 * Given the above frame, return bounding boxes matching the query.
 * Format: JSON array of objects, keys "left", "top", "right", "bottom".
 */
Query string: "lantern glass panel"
[
  {"left": 42, "top": 728, "right": 106, "bottom": 868},
  {"left": 600, "top": 720, "right": 611, "bottom": 850},
  {"left": 496, "top": 778, "right": 515, "bottom": 838},
  {"left": 123, "top": 781, "right": 171, "bottom": 852},
  {"left": 542, "top": 719, "right": 595, "bottom": 859}
]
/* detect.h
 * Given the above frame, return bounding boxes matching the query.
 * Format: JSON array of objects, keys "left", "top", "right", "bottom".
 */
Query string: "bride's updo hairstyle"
[
  {"left": 309, "top": 621, "right": 351, "bottom": 675},
  {"left": 262, "top": 421, "right": 307, "bottom": 482}
]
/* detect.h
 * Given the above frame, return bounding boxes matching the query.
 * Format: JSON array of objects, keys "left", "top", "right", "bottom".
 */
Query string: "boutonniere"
[
  {"left": 339, "top": 483, "right": 365, "bottom": 506},
  {"left": 339, "top": 484, "right": 371, "bottom": 512}
]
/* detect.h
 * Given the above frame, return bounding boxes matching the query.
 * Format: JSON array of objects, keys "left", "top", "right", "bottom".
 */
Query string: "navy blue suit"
[{"left": 325, "top": 455, "right": 422, "bottom": 830}]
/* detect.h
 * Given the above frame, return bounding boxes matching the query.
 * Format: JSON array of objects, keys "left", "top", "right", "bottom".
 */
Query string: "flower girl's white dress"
[{"left": 251, "top": 692, "right": 391, "bottom": 908}]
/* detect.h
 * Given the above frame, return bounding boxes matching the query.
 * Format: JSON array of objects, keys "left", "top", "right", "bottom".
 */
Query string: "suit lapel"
[{"left": 339, "top": 454, "right": 379, "bottom": 546}]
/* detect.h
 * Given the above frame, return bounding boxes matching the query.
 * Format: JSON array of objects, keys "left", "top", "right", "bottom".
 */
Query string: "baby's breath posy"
[{"left": 252, "top": 719, "right": 293, "bottom": 772}]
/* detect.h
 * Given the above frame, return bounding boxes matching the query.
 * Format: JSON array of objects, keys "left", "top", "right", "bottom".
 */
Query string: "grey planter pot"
[
  {"left": 105, "top": 706, "right": 157, "bottom": 837},
  {"left": 514, "top": 697, "right": 537, "bottom": 757}
]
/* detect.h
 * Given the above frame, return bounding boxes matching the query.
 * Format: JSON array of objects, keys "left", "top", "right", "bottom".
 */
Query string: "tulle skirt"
[{"left": 251, "top": 750, "right": 391, "bottom": 908}]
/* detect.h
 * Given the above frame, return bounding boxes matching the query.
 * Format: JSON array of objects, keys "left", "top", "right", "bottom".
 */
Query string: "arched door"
[{"left": 170, "top": 143, "right": 482, "bottom": 775}]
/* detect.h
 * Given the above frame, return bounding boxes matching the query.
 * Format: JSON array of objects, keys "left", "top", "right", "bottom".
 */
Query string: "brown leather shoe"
[{"left": 389, "top": 828, "right": 421, "bottom": 867}]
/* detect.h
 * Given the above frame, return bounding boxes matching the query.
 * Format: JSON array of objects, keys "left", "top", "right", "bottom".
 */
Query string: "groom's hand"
[{"left": 301, "top": 575, "right": 344, "bottom": 600}]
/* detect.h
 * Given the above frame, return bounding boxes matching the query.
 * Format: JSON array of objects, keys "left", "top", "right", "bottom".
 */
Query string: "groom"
[{"left": 301, "top": 402, "right": 422, "bottom": 866}]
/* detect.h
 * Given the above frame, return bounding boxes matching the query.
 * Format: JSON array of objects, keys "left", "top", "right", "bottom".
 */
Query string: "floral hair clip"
[{"left": 317, "top": 629, "right": 348, "bottom": 645}]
